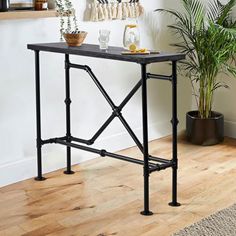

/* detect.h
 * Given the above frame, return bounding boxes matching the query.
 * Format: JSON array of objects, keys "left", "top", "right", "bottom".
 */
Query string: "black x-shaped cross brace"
[
  {"left": 68, "top": 63, "right": 144, "bottom": 152},
  {"left": 60, "top": 62, "right": 172, "bottom": 173},
  {"left": 41, "top": 60, "right": 174, "bottom": 174}
]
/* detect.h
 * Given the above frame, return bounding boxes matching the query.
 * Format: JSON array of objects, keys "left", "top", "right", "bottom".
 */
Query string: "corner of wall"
[{"left": 225, "top": 120, "right": 236, "bottom": 139}]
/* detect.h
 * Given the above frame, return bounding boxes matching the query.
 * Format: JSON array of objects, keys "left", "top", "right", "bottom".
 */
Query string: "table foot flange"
[
  {"left": 34, "top": 177, "right": 46, "bottom": 181},
  {"left": 168, "top": 202, "right": 181, "bottom": 207},
  {"left": 63, "top": 170, "right": 75, "bottom": 175},
  {"left": 140, "top": 211, "right": 154, "bottom": 216}
]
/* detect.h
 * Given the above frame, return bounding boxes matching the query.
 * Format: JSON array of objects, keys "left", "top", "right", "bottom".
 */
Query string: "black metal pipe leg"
[
  {"left": 140, "top": 64, "right": 153, "bottom": 216},
  {"left": 169, "top": 61, "right": 181, "bottom": 207},
  {"left": 64, "top": 54, "right": 75, "bottom": 175},
  {"left": 34, "top": 50, "right": 46, "bottom": 181}
]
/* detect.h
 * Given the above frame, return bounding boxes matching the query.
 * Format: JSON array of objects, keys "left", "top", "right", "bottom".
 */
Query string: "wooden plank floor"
[{"left": 0, "top": 136, "right": 236, "bottom": 236}]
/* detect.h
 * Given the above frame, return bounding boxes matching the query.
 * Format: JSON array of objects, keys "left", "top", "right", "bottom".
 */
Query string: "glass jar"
[
  {"left": 48, "top": 0, "right": 56, "bottom": 9},
  {"left": 35, "top": 0, "right": 48, "bottom": 10},
  {"left": 123, "top": 24, "right": 140, "bottom": 49},
  {"left": 0, "top": 0, "right": 10, "bottom": 12},
  {"left": 98, "top": 29, "right": 110, "bottom": 50}
]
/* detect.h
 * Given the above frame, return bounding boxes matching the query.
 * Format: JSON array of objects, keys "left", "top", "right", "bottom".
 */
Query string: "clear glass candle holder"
[{"left": 98, "top": 29, "right": 110, "bottom": 50}]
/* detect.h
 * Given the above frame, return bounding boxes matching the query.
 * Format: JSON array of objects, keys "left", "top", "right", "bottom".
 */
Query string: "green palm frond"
[
  {"left": 155, "top": 0, "right": 236, "bottom": 118},
  {"left": 182, "top": 0, "right": 205, "bottom": 30},
  {"left": 207, "top": 0, "right": 220, "bottom": 22},
  {"left": 207, "top": 0, "right": 236, "bottom": 25},
  {"left": 217, "top": 0, "right": 236, "bottom": 25}
]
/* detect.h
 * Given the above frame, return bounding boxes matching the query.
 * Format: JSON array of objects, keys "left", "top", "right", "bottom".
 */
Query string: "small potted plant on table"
[
  {"left": 156, "top": 0, "right": 236, "bottom": 145},
  {"left": 56, "top": 0, "right": 87, "bottom": 47}
]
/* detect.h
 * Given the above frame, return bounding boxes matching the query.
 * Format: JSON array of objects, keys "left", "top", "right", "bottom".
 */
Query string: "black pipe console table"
[{"left": 27, "top": 43, "right": 185, "bottom": 216}]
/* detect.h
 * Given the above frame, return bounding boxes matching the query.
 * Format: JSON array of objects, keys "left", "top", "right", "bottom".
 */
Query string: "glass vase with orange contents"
[{"left": 123, "top": 23, "right": 140, "bottom": 50}]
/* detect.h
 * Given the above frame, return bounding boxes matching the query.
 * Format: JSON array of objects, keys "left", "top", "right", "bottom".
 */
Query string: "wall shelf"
[{"left": 0, "top": 10, "right": 57, "bottom": 20}]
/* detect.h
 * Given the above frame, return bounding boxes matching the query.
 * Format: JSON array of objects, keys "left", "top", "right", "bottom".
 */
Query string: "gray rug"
[{"left": 173, "top": 204, "right": 236, "bottom": 236}]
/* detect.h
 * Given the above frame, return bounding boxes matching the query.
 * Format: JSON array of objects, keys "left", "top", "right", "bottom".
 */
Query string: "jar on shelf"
[
  {"left": 123, "top": 23, "right": 140, "bottom": 49},
  {"left": 0, "top": 0, "right": 10, "bottom": 12},
  {"left": 35, "top": 0, "right": 48, "bottom": 11},
  {"left": 48, "top": 0, "right": 56, "bottom": 10}
]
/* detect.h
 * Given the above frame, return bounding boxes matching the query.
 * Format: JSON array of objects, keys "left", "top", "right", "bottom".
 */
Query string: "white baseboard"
[
  {"left": 225, "top": 120, "right": 236, "bottom": 139},
  {"left": 0, "top": 121, "right": 172, "bottom": 187}
]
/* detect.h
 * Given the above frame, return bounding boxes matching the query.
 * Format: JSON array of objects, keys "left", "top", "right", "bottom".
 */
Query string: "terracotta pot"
[
  {"left": 63, "top": 32, "right": 88, "bottom": 47},
  {"left": 186, "top": 110, "right": 224, "bottom": 146},
  {"left": 35, "top": 2, "right": 48, "bottom": 10}
]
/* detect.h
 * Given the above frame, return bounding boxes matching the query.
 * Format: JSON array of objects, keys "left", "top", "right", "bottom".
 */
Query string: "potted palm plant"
[
  {"left": 55, "top": 0, "right": 87, "bottom": 46},
  {"left": 156, "top": 0, "right": 236, "bottom": 145}
]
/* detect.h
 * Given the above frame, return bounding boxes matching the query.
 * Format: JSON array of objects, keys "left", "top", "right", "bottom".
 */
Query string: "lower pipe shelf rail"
[{"left": 41, "top": 137, "right": 173, "bottom": 173}]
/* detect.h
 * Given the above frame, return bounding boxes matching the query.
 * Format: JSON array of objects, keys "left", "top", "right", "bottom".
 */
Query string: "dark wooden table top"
[{"left": 27, "top": 43, "right": 185, "bottom": 64}]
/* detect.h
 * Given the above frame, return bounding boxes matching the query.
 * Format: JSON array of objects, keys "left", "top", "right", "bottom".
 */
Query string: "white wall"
[
  {"left": 214, "top": 77, "right": 236, "bottom": 138},
  {"left": 214, "top": 4, "right": 236, "bottom": 138},
  {"left": 0, "top": 0, "right": 192, "bottom": 187}
]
